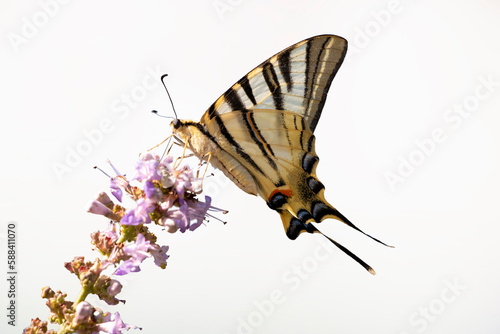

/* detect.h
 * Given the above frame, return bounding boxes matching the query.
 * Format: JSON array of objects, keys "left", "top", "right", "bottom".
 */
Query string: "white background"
[{"left": 1, "top": 1, "right": 500, "bottom": 333}]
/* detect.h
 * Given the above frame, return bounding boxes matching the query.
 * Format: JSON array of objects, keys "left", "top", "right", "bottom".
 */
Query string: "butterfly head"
[
  {"left": 170, "top": 118, "right": 214, "bottom": 161},
  {"left": 170, "top": 118, "right": 187, "bottom": 140},
  {"left": 169, "top": 118, "right": 196, "bottom": 144}
]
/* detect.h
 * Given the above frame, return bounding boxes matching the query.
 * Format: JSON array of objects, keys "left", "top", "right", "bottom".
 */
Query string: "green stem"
[
  {"left": 74, "top": 284, "right": 92, "bottom": 305},
  {"left": 117, "top": 233, "right": 127, "bottom": 244}
]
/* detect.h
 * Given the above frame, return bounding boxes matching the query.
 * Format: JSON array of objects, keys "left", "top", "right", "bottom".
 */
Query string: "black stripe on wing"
[
  {"left": 239, "top": 78, "right": 258, "bottom": 105},
  {"left": 262, "top": 62, "right": 284, "bottom": 110},
  {"left": 243, "top": 112, "right": 280, "bottom": 170},
  {"left": 212, "top": 114, "right": 266, "bottom": 176},
  {"left": 306, "top": 37, "right": 348, "bottom": 132},
  {"left": 277, "top": 48, "right": 293, "bottom": 92},
  {"left": 224, "top": 89, "right": 281, "bottom": 171},
  {"left": 215, "top": 90, "right": 287, "bottom": 187},
  {"left": 224, "top": 88, "right": 247, "bottom": 112}
]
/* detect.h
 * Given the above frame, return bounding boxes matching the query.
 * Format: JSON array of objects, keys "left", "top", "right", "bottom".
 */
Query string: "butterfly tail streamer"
[
  {"left": 278, "top": 210, "right": 376, "bottom": 274},
  {"left": 324, "top": 208, "right": 394, "bottom": 248},
  {"left": 313, "top": 225, "right": 377, "bottom": 275}
]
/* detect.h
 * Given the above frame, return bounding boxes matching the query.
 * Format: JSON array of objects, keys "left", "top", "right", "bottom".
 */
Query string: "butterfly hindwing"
[{"left": 205, "top": 109, "right": 350, "bottom": 235}]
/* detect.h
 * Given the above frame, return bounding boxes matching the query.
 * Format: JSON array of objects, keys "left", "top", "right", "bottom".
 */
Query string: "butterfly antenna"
[
  {"left": 93, "top": 166, "right": 111, "bottom": 178},
  {"left": 160, "top": 73, "right": 178, "bottom": 120},
  {"left": 149, "top": 74, "right": 180, "bottom": 160}
]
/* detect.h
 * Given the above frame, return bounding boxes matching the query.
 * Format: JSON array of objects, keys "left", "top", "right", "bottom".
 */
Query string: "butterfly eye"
[{"left": 172, "top": 119, "right": 181, "bottom": 129}]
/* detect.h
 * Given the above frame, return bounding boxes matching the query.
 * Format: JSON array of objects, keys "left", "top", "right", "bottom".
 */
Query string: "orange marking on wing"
[{"left": 268, "top": 188, "right": 293, "bottom": 201}]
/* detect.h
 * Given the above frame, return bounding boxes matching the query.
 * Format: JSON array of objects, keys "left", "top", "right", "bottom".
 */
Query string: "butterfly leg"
[
  {"left": 196, "top": 152, "right": 212, "bottom": 191},
  {"left": 147, "top": 134, "right": 183, "bottom": 162},
  {"left": 173, "top": 139, "right": 190, "bottom": 169},
  {"left": 148, "top": 134, "right": 174, "bottom": 152}
]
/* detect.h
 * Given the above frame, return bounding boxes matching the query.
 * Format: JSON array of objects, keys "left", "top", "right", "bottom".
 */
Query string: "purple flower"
[
  {"left": 139, "top": 152, "right": 157, "bottom": 162},
  {"left": 158, "top": 158, "right": 200, "bottom": 201},
  {"left": 113, "top": 260, "right": 140, "bottom": 276},
  {"left": 131, "top": 159, "right": 161, "bottom": 183},
  {"left": 161, "top": 203, "right": 189, "bottom": 233},
  {"left": 144, "top": 180, "right": 155, "bottom": 197},
  {"left": 159, "top": 194, "right": 176, "bottom": 211},
  {"left": 160, "top": 196, "right": 212, "bottom": 233},
  {"left": 102, "top": 223, "right": 119, "bottom": 242},
  {"left": 173, "top": 168, "right": 193, "bottom": 201},
  {"left": 96, "top": 312, "right": 136, "bottom": 334},
  {"left": 120, "top": 198, "right": 154, "bottom": 225},
  {"left": 109, "top": 178, "right": 123, "bottom": 202},
  {"left": 185, "top": 196, "right": 212, "bottom": 231},
  {"left": 114, "top": 234, "right": 152, "bottom": 275},
  {"left": 149, "top": 244, "right": 169, "bottom": 269},
  {"left": 144, "top": 180, "right": 162, "bottom": 202},
  {"left": 124, "top": 234, "right": 151, "bottom": 259}
]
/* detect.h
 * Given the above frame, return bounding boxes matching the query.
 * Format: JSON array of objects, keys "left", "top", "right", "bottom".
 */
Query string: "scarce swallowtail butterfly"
[{"left": 171, "top": 34, "right": 391, "bottom": 274}]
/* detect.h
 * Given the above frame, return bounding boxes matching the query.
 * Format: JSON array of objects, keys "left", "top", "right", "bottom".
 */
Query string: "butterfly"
[{"left": 170, "top": 34, "right": 391, "bottom": 274}]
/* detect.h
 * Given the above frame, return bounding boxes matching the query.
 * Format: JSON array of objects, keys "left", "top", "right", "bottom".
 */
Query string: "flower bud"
[
  {"left": 107, "top": 279, "right": 122, "bottom": 297},
  {"left": 95, "top": 192, "right": 113, "bottom": 206},
  {"left": 161, "top": 218, "right": 179, "bottom": 233},
  {"left": 73, "top": 301, "right": 94, "bottom": 325},
  {"left": 86, "top": 200, "right": 112, "bottom": 216}
]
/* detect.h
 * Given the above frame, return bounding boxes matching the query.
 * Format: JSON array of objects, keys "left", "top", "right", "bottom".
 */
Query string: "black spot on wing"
[
  {"left": 307, "top": 177, "right": 324, "bottom": 194},
  {"left": 302, "top": 153, "right": 318, "bottom": 174},
  {"left": 311, "top": 201, "right": 337, "bottom": 222},
  {"left": 297, "top": 209, "right": 313, "bottom": 222},
  {"left": 267, "top": 192, "right": 288, "bottom": 211},
  {"left": 286, "top": 218, "right": 316, "bottom": 240},
  {"left": 286, "top": 218, "right": 303, "bottom": 240}
]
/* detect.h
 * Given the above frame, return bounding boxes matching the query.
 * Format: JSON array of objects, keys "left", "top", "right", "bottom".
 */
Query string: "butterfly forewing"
[{"left": 200, "top": 35, "right": 347, "bottom": 131}]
